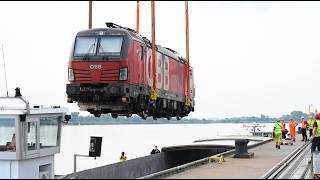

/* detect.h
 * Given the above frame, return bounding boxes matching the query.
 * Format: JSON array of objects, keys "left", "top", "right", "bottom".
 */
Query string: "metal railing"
[{"left": 259, "top": 142, "right": 311, "bottom": 179}]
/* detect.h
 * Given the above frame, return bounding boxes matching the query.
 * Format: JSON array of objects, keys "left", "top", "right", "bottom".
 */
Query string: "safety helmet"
[{"left": 315, "top": 114, "right": 320, "bottom": 120}]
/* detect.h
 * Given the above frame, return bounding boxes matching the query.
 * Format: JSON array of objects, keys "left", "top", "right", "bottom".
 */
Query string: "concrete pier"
[
  {"left": 61, "top": 136, "right": 315, "bottom": 179},
  {"left": 61, "top": 146, "right": 232, "bottom": 179},
  {"left": 165, "top": 138, "right": 307, "bottom": 179}
]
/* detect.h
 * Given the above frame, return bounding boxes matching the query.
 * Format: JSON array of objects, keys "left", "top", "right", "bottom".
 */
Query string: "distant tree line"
[
  {"left": 68, "top": 113, "right": 215, "bottom": 125},
  {"left": 280, "top": 111, "right": 313, "bottom": 123},
  {"left": 66, "top": 110, "right": 312, "bottom": 125}
]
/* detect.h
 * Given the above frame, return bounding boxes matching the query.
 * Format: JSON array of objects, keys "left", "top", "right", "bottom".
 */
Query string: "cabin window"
[
  {"left": 98, "top": 36, "right": 123, "bottom": 56},
  {"left": 74, "top": 37, "right": 98, "bottom": 56},
  {"left": 0, "top": 118, "right": 16, "bottom": 152},
  {"left": 27, "top": 121, "right": 37, "bottom": 151},
  {"left": 40, "top": 117, "right": 59, "bottom": 149}
]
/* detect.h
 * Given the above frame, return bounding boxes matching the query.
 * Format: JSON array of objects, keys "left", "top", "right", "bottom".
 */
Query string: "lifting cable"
[
  {"left": 184, "top": 1, "right": 191, "bottom": 107},
  {"left": 136, "top": 1, "right": 140, "bottom": 33},
  {"left": 150, "top": 1, "right": 157, "bottom": 101},
  {"left": 88, "top": 1, "right": 92, "bottom": 29}
]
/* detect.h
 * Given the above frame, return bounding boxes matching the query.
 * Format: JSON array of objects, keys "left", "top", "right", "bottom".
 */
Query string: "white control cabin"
[{"left": 0, "top": 91, "right": 68, "bottom": 179}]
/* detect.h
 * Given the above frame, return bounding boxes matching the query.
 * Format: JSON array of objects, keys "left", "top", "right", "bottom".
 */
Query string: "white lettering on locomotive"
[
  {"left": 145, "top": 48, "right": 170, "bottom": 91},
  {"left": 90, "top": 64, "right": 102, "bottom": 70},
  {"left": 156, "top": 52, "right": 163, "bottom": 89},
  {"left": 163, "top": 56, "right": 170, "bottom": 91},
  {"left": 146, "top": 48, "right": 153, "bottom": 86}
]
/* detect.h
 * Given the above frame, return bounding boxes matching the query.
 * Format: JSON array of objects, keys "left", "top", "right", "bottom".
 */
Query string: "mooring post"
[{"left": 234, "top": 139, "right": 254, "bottom": 158}]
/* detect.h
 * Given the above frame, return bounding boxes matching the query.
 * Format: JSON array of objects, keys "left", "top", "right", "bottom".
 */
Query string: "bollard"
[{"left": 234, "top": 139, "right": 254, "bottom": 158}]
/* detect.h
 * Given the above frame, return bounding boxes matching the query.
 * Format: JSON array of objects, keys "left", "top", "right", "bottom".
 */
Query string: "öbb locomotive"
[{"left": 66, "top": 23, "right": 195, "bottom": 119}]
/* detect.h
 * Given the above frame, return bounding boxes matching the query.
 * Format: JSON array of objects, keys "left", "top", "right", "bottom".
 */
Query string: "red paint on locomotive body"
[
  {"left": 66, "top": 23, "right": 194, "bottom": 119},
  {"left": 69, "top": 61, "right": 122, "bottom": 83}
]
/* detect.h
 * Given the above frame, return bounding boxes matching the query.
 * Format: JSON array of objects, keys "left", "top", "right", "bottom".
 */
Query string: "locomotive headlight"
[
  {"left": 68, "top": 68, "right": 75, "bottom": 81},
  {"left": 119, "top": 68, "right": 128, "bottom": 81}
]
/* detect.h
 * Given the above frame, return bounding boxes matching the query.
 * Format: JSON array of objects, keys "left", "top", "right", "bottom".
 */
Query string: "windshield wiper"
[
  {"left": 98, "top": 44, "right": 111, "bottom": 60},
  {"left": 98, "top": 44, "right": 107, "bottom": 60},
  {"left": 83, "top": 43, "right": 96, "bottom": 60}
]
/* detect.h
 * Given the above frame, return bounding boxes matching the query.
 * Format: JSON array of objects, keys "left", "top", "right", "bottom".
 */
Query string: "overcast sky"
[{"left": 0, "top": 1, "right": 320, "bottom": 119}]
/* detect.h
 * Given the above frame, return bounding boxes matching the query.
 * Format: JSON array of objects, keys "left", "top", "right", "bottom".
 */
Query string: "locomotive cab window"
[
  {"left": 98, "top": 36, "right": 123, "bottom": 56},
  {"left": 74, "top": 37, "right": 98, "bottom": 57}
]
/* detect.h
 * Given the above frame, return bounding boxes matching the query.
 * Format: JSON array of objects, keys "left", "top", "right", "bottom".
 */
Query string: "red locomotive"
[{"left": 66, "top": 23, "right": 195, "bottom": 119}]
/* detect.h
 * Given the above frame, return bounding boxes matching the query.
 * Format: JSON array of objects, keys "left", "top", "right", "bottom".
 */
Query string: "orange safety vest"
[
  {"left": 289, "top": 120, "right": 297, "bottom": 129},
  {"left": 301, "top": 119, "right": 307, "bottom": 129},
  {"left": 289, "top": 120, "right": 297, "bottom": 137}
]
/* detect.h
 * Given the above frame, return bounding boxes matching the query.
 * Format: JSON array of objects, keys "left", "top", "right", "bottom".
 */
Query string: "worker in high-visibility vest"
[
  {"left": 311, "top": 114, "right": 320, "bottom": 152},
  {"left": 308, "top": 115, "right": 315, "bottom": 141},
  {"left": 274, "top": 119, "right": 283, "bottom": 149},
  {"left": 301, "top": 117, "right": 308, "bottom": 142},
  {"left": 120, "top": 152, "right": 127, "bottom": 162},
  {"left": 289, "top": 117, "right": 298, "bottom": 144}
]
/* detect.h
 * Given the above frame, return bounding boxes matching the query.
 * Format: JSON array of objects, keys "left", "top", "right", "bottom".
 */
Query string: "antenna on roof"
[{"left": 1, "top": 44, "right": 9, "bottom": 97}]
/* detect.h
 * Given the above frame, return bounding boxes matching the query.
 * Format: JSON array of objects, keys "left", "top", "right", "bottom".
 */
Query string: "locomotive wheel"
[
  {"left": 111, "top": 113, "right": 118, "bottom": 119},
  {"left": 94, "top": 112, "right": 101, "bottom": 118}
]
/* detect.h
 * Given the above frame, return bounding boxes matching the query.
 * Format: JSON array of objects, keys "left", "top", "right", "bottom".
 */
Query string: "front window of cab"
[
  {"left": 98, "top": 36, "right": 123, "bottom": 56},
  {"left": 74, "top": 37, "right": 98, "bottom": 56},
  {"left": 73, "top": 35, "right": 125, "bottom": 59}
]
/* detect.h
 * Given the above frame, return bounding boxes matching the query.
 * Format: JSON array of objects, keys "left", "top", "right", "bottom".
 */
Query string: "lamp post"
[
  {"left": 74, "top": 154, "right": 91, "bottom": 173},
  {"left": 74, "top": 136, "right": 102, "bottom": 173}
]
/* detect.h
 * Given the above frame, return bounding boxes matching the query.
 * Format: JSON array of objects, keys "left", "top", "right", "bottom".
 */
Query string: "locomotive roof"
[{"left": 76, "top": 28, "right": 187, "bottom": 63}]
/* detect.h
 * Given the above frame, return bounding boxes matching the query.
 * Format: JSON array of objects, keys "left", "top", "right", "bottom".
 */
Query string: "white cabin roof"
[
  {"left": 0, "top": 107, "right": 68, "bottom": 115},
  {"left": 0, "top": 95, "right": 68, "bottom": 115}
]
